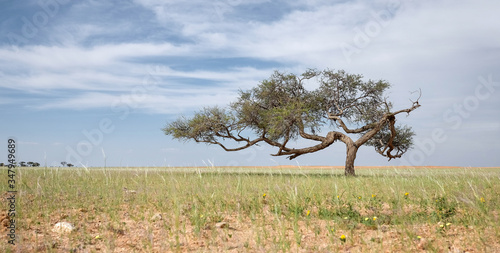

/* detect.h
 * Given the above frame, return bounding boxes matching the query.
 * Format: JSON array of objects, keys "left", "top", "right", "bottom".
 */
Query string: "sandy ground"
[{"left": 2, "top": 203, "right": 498, "bottom": 252}]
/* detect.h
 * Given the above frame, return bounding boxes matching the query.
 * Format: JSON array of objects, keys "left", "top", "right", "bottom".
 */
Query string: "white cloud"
[
  {"left": 4, "top": 0, "right": 500, "bottom": 169},
  {"left": 2, "top": 0, "right": 500, "bottom": 116},
  {"left": 31, "top": 86, "right": 241, "bottom": 114},
  {"left": 1, "top": 43, "right": 188, "bottom": 71},
  {"left": 0, "top": 42, "right": 193, "bottom": 94},
  {"left": 34, "top": 92, "right": 118, "bottom": 110}
]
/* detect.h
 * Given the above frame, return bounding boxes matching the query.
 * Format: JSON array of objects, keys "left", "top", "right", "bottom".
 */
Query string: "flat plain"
[{"left": 1, "top": 166, "right": 499, "bottom": 252}]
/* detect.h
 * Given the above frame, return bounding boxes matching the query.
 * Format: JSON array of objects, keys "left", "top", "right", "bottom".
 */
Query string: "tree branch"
[
  {"left": 297, "top": 120, "right": 325, "bottom": 142},
  {"left": 327, "top": 113, "right": 377, "bottom": 133},
  {"left": 391, "top": 102, "right": 421, "bottom": 116},
  {"left": 373, "top": 124, "right": 409, "bottom": 161},
  {"left": 194, "top": 136, "right": 264, "bottom": 152},
  {"left": 271, "top": 131, "right": 348, "bottom": 159}
]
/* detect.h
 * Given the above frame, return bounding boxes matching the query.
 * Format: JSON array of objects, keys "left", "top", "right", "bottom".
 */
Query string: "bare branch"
[
  {"left": 391, "top": 102, "right": 421, "bottom": 116},
  {"left": 409, "top": 88, "right": 422, "bottom": 107}
]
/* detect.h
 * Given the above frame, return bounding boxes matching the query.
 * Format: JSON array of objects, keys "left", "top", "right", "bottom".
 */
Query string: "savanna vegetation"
[
  {"left": 164, "top": 69, "right": 421, "bottom": 176},
  {"left": 1, "top": 166, "right": 499, "bottom": 252}
]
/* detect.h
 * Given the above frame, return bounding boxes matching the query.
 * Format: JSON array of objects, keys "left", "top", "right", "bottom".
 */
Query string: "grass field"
[{"left": 1, "top": 166, "right": 499, "bottom": 252}]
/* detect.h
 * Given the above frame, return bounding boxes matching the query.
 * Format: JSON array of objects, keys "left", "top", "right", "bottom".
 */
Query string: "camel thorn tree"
[{"left": 163, "top": 69, "right": 421, "bottom": 176}]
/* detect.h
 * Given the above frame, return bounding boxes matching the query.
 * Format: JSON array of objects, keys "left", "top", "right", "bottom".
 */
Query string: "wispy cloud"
[
  {"left": 1, "top": 0, "right": 499, "bottom": 167},
  {"left": 2, "top": 0, "right": 500, "bottom": 116}
]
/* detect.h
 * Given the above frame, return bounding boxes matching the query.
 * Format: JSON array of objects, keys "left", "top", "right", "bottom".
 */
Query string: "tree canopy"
[{"left": 164, "top": 69, "right": 421, "bottom": 176}]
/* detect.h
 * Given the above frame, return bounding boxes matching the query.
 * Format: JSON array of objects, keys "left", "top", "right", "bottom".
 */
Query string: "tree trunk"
[{"left": 345, "top": 142, "right": 358, "bottom": 176}]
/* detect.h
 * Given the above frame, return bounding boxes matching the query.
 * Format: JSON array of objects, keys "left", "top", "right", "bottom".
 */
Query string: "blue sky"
[{"left": 1, "top": 0, "right": 499, "bottom": 168}]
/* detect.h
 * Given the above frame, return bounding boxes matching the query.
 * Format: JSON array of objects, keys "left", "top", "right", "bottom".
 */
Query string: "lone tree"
[{"left": 163, "top": 69, "right": 421, "bottom": 176}]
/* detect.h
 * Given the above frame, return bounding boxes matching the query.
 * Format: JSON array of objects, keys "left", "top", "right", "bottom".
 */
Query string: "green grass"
[{"left": 1, "top": 166, "right": 499, "bottom": 252}]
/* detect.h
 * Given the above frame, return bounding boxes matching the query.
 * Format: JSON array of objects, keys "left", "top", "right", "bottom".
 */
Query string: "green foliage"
[
  {"left": 317, "top": 203, "right": 361, "bottom": 221},
  {"left": 163, "top": 68, "right": 420, "bottom": 168},
  {"left": 165, "top": 69, "right": 400, "bottom": 142},
  {"left": 231, "top": 70, "right": 322, "bottom": 141},
  {"left": 163, "top": 106, "right": 239, "bottom": 143},
  {"left": 287, "top": 203, "right": 305, "bottom": 217},
  {"left": 365, "top": 124, "right": 415, "bottom": 155},
  {"left": 335, "top": 203, "right": 361, "bottom": 221},
  {"left": 432, "top": 196, "right": 457, "bottom": 221},
  {"left": 316, "top": 69, "right": 391, "bottom": 124}
]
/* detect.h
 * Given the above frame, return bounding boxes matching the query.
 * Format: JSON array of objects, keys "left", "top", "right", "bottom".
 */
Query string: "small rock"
[
  {"left": 151, "top": 213, "right": 162, "bottom": 221},
  {"left": 215, "top": 222, "right": 229, "bottom": 229},
  {"left": 52, "top": 222, "right": 75, "bottom": 234},
  {"left": 123, "top": 187, "right": 137, "bottom": 194}
]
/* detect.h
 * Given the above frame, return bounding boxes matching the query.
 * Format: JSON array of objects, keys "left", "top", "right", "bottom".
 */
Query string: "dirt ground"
[
  {"left": 1, "top": 166, "right": 498, "bottom": 252},
  {"left": 1, "top": 203, "right": 498, "bottom": 252}
]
